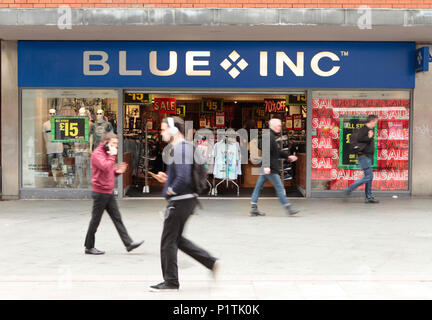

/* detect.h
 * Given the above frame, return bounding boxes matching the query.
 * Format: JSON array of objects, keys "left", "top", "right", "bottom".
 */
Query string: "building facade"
[{"left": 1, "top": 5, "right": 432, "bottom": 199}]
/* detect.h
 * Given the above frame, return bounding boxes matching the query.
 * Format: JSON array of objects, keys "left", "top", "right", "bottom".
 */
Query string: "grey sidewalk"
[{"left": 1, "top": 197, "right": 432, "bottom": 299}]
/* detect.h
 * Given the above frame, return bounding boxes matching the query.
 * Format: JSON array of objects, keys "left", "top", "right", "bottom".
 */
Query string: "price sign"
[
  {"left": 201, "top": 98, "right": 224, "bottom": 113},
  {"left": 287, "top": 94, "right": 307, "bottom": 105},
  {"left": 51, "top": 116, "right": 89, "bottom": 143},
  {"left": 339, "top": 116, "right": 378, "bottom": 169},
  {"left": 264, "top": 99, "right": 287, "bottom": 113},
  {"left": 176, "top": 105, "right": 186, "bottom": 117},
  {"left": 154, "top": 98, "right": 177, "bottom": 114},
  {"left": 286, "top": 116, "right": 293, "bottom": 130},
  {"left": 293, "top": 115, "right": 302, "bottom": 130},
  {"left": 216, "top": 112, "right": 225, "bottom": 127},
  {"left": 124, "top": 92, "right": 152, "bottom": 104}
]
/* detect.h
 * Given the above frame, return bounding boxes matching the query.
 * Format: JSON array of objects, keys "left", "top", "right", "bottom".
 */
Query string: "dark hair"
[
  {"left": 162, "top": 116, "right": 185, "bottom": 135},
  {"left": 103, "top": 131, "right": 118, "bottom": 141},
  {"left": 366, "top": 115, "right": 378, "bottom": 123}
]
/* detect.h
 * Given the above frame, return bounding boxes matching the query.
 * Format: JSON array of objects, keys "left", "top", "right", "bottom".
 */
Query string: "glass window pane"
[
  {"left": 21, "top": 89, "right": 118, "bottom": 189},
  {"left": 311, "top": 91, "right": 410, "bottom": 192}
]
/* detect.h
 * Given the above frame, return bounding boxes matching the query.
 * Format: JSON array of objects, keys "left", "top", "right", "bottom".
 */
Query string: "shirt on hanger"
[{"left": 213, "top": 140, "right": 240, "bottom": 180}]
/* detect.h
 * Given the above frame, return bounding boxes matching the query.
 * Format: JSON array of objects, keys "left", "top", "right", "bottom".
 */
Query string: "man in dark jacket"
[
  {"left": 150, "top": 117, "right": 218, "bottom": 292},
  {"left": 250, "top": 118, "right": 300, "bottom": 216},
  {"left": 84, "top": 132, "right": 144, "bottom": 255},
  {"left": 344, "top": 115, "right": 380, "bottom": 204}
]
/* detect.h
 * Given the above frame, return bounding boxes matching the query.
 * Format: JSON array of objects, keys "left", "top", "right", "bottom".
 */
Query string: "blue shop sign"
[
  {"left": 415, "top": 46, "right": 430, "bottom": 73},
  {"left": 18, "top": 41, "right": 415, "bottom": 88}
]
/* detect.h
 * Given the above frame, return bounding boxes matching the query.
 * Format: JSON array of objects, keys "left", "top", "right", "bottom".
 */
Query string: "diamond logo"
[{"left": 220, "top": 50, "right": 248, "bottom": 79}]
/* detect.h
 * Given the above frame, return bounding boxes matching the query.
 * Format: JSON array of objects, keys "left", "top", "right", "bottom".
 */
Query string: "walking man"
[
  {"left": 344, "top": 115, "right": 380, "bottom": 204},
  {"left": 250, "top": 118, "right": 300, "bottom": 217},
  {"left": 151, "top": 117, "right": 218, "bottom": 292},
  {"left": 84, "top": 132, "right": 144, "bottom": 255}
]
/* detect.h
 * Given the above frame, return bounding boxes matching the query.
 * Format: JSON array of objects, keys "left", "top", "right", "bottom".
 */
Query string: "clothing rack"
[{"left": 213, "top": 135, "right": 240, "bottom": 196}]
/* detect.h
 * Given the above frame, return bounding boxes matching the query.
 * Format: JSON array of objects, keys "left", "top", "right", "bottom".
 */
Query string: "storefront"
[{"left": 17, "top": 41, "right": 414, "bottom": 199}]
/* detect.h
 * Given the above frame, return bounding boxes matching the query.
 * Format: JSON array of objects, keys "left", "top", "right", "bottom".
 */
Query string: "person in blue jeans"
[
  {"left": 344, "top": 115, "right": 380, "bottom": 204},
  {"left": 250, "top": 118, "right": 300, "bottom": 216}
]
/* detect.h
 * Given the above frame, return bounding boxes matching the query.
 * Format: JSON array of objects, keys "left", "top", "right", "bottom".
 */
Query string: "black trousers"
[
  {"left": 84, "top": 192, "right": 133, "bottom": 249},
  {"left": 161, "top": 198, "right": 217, "bottom": 287}
]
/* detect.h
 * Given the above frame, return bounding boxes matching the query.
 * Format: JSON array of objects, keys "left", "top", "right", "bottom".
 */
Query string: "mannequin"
[
  {"left": 74, "top": 107, "right": 93, "bottom": 188},
  {"left": 43, "top": 108, "right": 64, "bottom": 187},
  {"left": 92, "top": 109, "right": 113, "bottom": 150}
]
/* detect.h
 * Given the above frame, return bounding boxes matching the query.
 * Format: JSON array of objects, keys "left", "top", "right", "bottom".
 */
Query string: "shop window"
[
  {"left": 311, "top": 91, "right": 410, "bottom": 192},
  {"left": 21, "top": 89, "right": 118, "bottom": 189}
]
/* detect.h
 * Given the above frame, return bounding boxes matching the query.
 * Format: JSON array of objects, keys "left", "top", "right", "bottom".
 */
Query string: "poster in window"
[
  {"left": 287, "top": 94, "right": 307, "bottom": 105},
  {"left": 264, "top": 99, "right": 287, "bottom": 113},
  {"left": 202, "top": 98, "right": 224, "bottom": 113},
  {"left": 176, "top": 105, "right": 186, "bottom": 117},
  {"left": 216, "top": 112, "right": 225, "bottom": 127},
  {"left": 293, "top": 115, "right": 302, "bottom": 130},
  {"left": 51, "top": 116, "right": 89, "bottom": 143},
  {"left": 286, "top": 116, "right": 293, "bottom": 130},
  {"left": 124, "top": 92, "right": 152, "bottom": 104},
  {"left": 153, "top": 98, "right": 176, "bottom": 114},
  {"left": 311, "top": 97, "right": 410, "bottom": 191},
  {"left": 338, "top": 116, "right": 378, "bottom": 169}
]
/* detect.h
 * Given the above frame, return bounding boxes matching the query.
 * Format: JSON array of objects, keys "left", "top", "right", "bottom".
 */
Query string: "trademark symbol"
[{"left": 341, "top": 51, "right": 349, "bottom": 56}]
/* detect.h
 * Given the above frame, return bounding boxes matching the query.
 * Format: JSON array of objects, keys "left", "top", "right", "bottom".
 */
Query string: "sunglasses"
[{"left": 49, "top": 113, "right": 56, "bottom": 115}]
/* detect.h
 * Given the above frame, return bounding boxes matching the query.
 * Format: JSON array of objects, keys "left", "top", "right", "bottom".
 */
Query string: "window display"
[
  {"left": 21, "top": 89, "right": 118, "bottom": 189},
  {"left": 311, "top": 91, "right": 410, "bottom": 191}
]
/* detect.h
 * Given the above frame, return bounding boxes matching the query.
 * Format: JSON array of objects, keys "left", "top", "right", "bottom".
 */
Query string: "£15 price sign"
[{"left": 51, "top": 116, "right": 89, "bottom": 143}]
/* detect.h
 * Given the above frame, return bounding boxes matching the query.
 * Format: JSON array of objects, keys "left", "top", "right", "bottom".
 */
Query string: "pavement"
[{"left": 1, "top": 197, "right": 432, "bottom": 300}]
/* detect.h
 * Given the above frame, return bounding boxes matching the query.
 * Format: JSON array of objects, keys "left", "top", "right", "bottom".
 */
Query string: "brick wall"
[{"left": 0, "top": 0, "right": 431, "bottom": 9}]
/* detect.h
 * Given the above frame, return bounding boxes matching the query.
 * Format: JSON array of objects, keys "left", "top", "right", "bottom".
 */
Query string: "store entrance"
[{"left": 122, "top": 91, "right": 307, "bottom": 198}]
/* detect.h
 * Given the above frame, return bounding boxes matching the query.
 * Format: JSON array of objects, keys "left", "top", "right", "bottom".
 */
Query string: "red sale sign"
[
  {"left": 153, "top": 98, "right": 176, "bottom": 114},
  {"left": 311, "top": 98, "right": 411, "bottom": 191}
]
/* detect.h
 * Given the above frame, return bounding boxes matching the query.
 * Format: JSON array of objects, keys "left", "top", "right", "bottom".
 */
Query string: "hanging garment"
[
  {"left": 196, "top": 139, "right": 214, "bottom": 173},
  {"left": 213, "top": 141, "right": 240, "bottom": 180}
]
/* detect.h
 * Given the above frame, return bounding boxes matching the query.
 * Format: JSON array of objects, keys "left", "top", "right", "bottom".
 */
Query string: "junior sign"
[{"left": 18, "top": 41, "right": 415, "bottom": 88}]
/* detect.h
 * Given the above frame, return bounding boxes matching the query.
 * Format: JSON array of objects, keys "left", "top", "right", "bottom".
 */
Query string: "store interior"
[{"left": 122, "top": 92, "right": 307, "bottom": 198}]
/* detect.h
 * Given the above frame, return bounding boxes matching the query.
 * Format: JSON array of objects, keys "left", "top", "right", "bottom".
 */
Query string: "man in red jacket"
[{"left": 84, "top": 132, "right": 144, "bottom": 255}]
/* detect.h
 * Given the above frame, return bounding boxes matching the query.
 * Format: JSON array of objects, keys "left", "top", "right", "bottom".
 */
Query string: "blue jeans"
[
  {"left": 347, "top": 155, "right": 373, "bottom": 199},
  {"left": 251, "top": 173, "right": 290, "bottom": 207}
]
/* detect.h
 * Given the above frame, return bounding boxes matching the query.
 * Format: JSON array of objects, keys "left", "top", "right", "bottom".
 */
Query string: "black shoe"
[
  {"left": 344, "top": 189, "right": 352, "bottom": 197},
  {"left": 250, "top": 206, "right": 266, "bottom": 216},
  {"left": 85, "top": 248, "right": 105, "bottom": 255},
  {"left": 365, "top": 198, "right": 380, "bottom": 204},
  {"left": 150, "top": 282, "right": 179, "bottom": 292},
  {"left": 127, "top": 240, "right": 145, "bottom": 252},
  {"left": 285, "top": 205, "right": 300, "bottom": 216}
]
